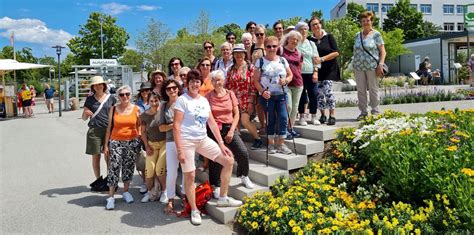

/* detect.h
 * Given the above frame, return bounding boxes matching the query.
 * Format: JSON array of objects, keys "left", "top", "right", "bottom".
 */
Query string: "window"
[
  {"left": 410, "top": 4, "right": 417, "bottom": 10},
  {"left": 381, "top": 4, "right": 394, "bottom": 13},
  {"left": 367, "top": 3, "right": 379, "bottom": 13},
  {"left": 443, "top": 5, "right": 454, "bottom": 14},
  {"left": 444, "top": 23, "right": 455, "bottom": 31},
  {"left": 457, "top": 5, "right": 464, "bottom": 14},
  {"left": 420, "top": 4, "right": 432, "bottom": 14},
  {"left": 458, "top": 23, "right": 465, "bottom": 31}
]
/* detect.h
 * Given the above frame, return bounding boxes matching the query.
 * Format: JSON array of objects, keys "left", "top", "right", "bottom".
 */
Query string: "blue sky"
[{"left": 0, "top": 0, "right": 339, "bottom": 59}]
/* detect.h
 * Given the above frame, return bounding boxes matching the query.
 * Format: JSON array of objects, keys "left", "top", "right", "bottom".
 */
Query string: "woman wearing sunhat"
[
  {"left": 82, "top": 76, "right": 116, "bottom": 187},
  {"left": 149, "top": 70, "right": 167, "bottom": 97}
]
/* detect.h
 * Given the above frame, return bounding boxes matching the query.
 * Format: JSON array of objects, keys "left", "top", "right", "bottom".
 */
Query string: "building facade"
[{"left": 331, "top": 0, "right": 470, "bottom": 32}]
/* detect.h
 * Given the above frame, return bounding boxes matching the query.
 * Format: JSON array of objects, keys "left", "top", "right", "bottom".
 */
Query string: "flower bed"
[{"left": 237, "top": 109, "right": 473, "bottom": 233}]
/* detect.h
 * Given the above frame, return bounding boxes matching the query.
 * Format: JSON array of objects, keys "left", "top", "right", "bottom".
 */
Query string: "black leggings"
[
  {"left": 207, "top": 125, "right": 250, "bottom": 187},
  {"left": 298, "top": 73, "right": 319, "bottom": 114}
]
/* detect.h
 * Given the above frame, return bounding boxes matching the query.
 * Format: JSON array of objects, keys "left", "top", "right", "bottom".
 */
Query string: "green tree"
[
  {"left": 345, "top": 2, "right": 380, "bottom": 28},
  {"left": 382, "top": 28, "right": 411, "bottom": 62},
  {"left": 422, "top": 21, "right": 442, "bottom": 38},
  {"left": 214, "top": 23, "right": 244, "bottom": 41},
  {"left": 67, "top": 12, "right": 129, "bottom": 65},
  {"left": 135, "top": 18, "right": 171, "bottom": 70},
  {"left": 383, "top": 0, "right": 424, "bottom": 40},
  {"left": 119, "top": 49, "right": 144, "bottom": 72},
  {"left": 195, "top": 10, "right": 211, "bottom": 36}
]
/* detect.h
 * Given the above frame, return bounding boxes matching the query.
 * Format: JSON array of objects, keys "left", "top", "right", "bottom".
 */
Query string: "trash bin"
[{"left": 70, "top": 98, "right": 79, "bottom": 110}]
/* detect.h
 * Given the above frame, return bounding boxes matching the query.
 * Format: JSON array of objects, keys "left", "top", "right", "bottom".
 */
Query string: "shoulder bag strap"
[{"left": 91, "top": 94, "right": 111, "bottom": 119}]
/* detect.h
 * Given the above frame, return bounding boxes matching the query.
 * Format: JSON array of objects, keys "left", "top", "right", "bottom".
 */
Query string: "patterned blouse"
[
  {"left": 353, "top": 30, "right": 384, "bottom": 71},
  {"left": 225, "top": 64, "right": 257, "bottom": 113}
]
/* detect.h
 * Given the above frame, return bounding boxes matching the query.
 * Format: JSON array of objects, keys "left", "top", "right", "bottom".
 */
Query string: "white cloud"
[
  {"left": 0, "top": 17, "right": 73, "bottom": 46},
  {"left": 136, "top": 5, "right": 161, "bottom": 11},
  {"left": 101, "top": 2, "right": 131, "bottom": 15}
]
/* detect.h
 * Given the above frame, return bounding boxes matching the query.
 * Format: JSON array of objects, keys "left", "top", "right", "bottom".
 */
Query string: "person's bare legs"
[
  {"left": 241, "top": 113, "right": 259, "bottom": 139},
  {"left": 184, "top": 171, "right": 197, "bottom": 209},
  {"left": 214, "top": 155, "right": 234, "bottom": 198},
  {"left": 92, "top": 154, "right": 101, "bottom": 179}
]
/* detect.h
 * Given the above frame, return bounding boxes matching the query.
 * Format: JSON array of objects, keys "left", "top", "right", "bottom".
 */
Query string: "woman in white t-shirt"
[
  {"left": 253, "top": 36, "right": 294, "bottom": 155},
  {"left": 173, "top": 69, "right": 242, "bottom": 225}
]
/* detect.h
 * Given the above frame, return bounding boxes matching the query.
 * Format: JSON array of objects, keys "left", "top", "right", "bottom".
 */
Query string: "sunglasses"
[
  {"left": 171, "top": 62, "right": 180, "bottom": 66},
  {"left": 265, "top": 45, "right": 278, "bottom": 49},
  {"left": 200, "top": 64, "right": 211, "bottom": 67},
  {"left": 226, "top": 37, "right": 235, "bottom": 40},
  {"left": 274, "top": 27, "right": 283, "bottom": 30},
  {"left": 179, "top": 74, "right": 187, "bottom": 77},
  {"left": 204, "top": 46, "right": 213, "bottom": 49},
  {"left": 119, "top": 92, "right": 131, "bottom": 97},
  {"left": 166, "top": 86, "right": 178, "bottom": 92},
  {"left": 255, "top": 33, "right": 265, "bottom": 37}
]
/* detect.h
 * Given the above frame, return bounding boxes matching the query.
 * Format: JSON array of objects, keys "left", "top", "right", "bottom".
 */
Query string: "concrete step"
[
  {"left": 292, "top": 124, "right": 338, "bottom": 141},
  {"left": 205, "top": 199, "right": 239, "bottom": 224},
  {"left": 195, "top": 169, "right": 269, "bottom": 201},
  {"left": 244, "top": 142, "right": 307, "bottom": 170},
  {"left": 246, "top": 159, "right": 288, "bottom": 187},
  {"left": 240, "top": 129, "right": 324, "bottom": 156}
]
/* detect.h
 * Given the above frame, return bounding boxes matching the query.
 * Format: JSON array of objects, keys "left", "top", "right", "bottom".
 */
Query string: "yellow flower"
[
  {"left": 308, "top": 206, "right": 314, "bottom": 212},
  {"left": 319, "top": 228, "right": 332, "bottom": 234},
  {"left": 271, "top": 221, "right": 278, "bottom": 228},
  {"left": 331, "top": 226, "right": 339, "bottom": 231},
  {"left": 400, "top": 128, "right": 413, "bottom": 135},
  {"left": 446, "top": 145, "right": 458, "bottom": 151},
  {"left": 292, "top": 226, "right": 302, "bottom": 233},
  {"left": 450, "top": 137, "right": 460, "bottom": 143},
  {"left": 328, "top": 196, "right": 335, "bottom": 202},
  {"left": 365, "top": 229, "right": 374, "bottom": 235},
  {"left": 296, "top": 200, "right": 303, "bottom": 206},
  {"left": 251, "top": 221, "right": 258, "bottom": 230},
  {"left": 414, "top": 228, "right": 421, "bottom": 235},
  {"left": 317, "top": 218, "right": 324, "bottom": 224},
  {"left": 252, "top": 211, "right": 258, "bottom": 217},
  {"left": 461, "top": 168, "right": 474, "bottom": 177},
  {"left": 404, "top": 221, "right": 413, "bottom": 231},
  {"left": 435, "top": 194, "right": 441, "bottom": 201},
  {"left": 305, "top": 223, "right": 313, "bottom": 230},
  {"left": 264, "top": 216, "right": 270, "bottom": 222},
  {"left": 373, "top": 214, "right": 379, "bottom": 222},
  {"left": 289, "top": 219, "right": 296, "bottom": 227}
]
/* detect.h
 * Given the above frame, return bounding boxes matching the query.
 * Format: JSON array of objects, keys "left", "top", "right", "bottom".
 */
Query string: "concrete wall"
[{"left": 388, "top": 38, "right": 441, "bottom": 75}]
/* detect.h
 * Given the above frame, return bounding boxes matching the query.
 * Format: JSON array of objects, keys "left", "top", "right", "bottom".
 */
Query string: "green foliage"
[
  {"left": 384, "top": 0, "right": 424, "bottom": 40},
  {"left": 67, "top": 12, "right": 129, "bottom": 65},
  {"left": 213, "top": 23, "right": 243, "bottom": 41},
  {"left": 135, "top": 18, "right": 171, "bottom": 70},
  {"left": 346, "top": 2, "right": 380, "bottom": 28},
  {"left": 118, "top": 49, "right": 144, "bottom": 72},
  {"left": 382, "top": 28, "right": 411, "bottom": 62},
  {"left": 422, "top": 21, "right": 442, "bottom": 38}
]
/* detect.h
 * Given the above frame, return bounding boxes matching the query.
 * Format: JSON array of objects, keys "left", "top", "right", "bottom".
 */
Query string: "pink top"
[
  {"left": 282, "top": 47, "right": 303, "bottom": 87},
  {"left": 205, "top": 90, "right": 238, "bottom": 125}
]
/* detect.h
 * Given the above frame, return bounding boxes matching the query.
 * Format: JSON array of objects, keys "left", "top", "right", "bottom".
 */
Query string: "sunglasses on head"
[
  {"left": 204, "top": 46, "right": 213, "bottom": 49},
  {"left": 255, "top": 33, "right": 264, "bottom": 37},
  {"left": 119, "top": 92, "right": 131, "bottom": 97},
  {"left": 265, "top": 45, "right": 278, "bottom": 49},
  {"left": 166, "top": 86, "right": 178, "bottom": 92}
]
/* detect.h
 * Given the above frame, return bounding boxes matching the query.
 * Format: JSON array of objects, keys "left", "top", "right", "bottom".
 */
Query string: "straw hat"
[
  {"left": 90, "top": 76, "right": 107, "bottom": 86},
  {"left": 283, "top": 25, "right": 295, "bottom": 34},
  {"left": 137, "top": 82, "right": 152, "bottom": 91},
  {"left": 232, "top": 44, "right": 246, "bottom": 53}
]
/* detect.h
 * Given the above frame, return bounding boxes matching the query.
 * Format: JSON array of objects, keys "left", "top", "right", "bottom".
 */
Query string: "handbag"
[{"left": 359, "top": 32, "right": 389, "bottom": 75}]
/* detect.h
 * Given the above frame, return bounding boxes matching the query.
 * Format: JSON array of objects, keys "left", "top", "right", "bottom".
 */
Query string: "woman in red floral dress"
[{"left": 225, "top": 44, "right": 263, "bottom": 149}]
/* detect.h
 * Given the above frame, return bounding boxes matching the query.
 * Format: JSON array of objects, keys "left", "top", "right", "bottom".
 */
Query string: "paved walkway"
[
  {"left": 0, "top": 103, "right": 234, "bottom": 234},
  {"left": 1, "top": 98, "right": 472, "bottom": 233}
]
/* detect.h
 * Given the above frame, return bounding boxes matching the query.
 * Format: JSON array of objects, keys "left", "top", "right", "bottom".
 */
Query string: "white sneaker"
[
  {"left": 190, "top": 210, "right": 202, "bottom": 225},
  {"left": 268, "top": 145, "right": 277, "bottom": 154},
  {"left": 213, "top": 187, "right": 220, "bottom": 199},
  {"left": 241, "top": 176, "right": 255, "bottom": 189},
  {"left": 309, "top": 114, "right": 321, "bottom": 125},
  {"left": 217, "top": 197, "right": 243, "bottom": 207},
  {"left": 141, "top": 192, "right": 150, "bottom": 203},
  {"left": 139, "top": 184, "right": 147, "bottom": 194},
  {"left": 122, "top": 192, "right": 134, "bottom": 203},
  {"left": 297, "top": 115, "right": 307, "bottom": 126},
  {"left": 105, "top": 197, "right": 115, "bottom": 210},
  {"left": 159, "top": 191, "right": 169, "bottom": 203}
]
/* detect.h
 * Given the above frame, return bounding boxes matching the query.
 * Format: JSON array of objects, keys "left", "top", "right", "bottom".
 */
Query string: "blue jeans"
[{"left": 259, "top": 94, "right": 288, "bottom": 138}]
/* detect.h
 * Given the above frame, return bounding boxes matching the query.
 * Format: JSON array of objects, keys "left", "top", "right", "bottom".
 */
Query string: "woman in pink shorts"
[{"left": 173, "top": 69, "right": 242, "bottom": 225}]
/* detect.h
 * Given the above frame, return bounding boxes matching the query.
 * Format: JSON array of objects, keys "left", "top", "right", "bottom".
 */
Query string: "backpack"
[
  {"left": 178, "top": 181, "right": 213, "bottom": 217},
  {"left": 257, "top": 56, "right": 286, "bottom": 73}
]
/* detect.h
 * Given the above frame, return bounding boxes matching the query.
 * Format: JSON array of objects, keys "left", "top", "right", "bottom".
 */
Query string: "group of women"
[{"left": 81, "top": 11, "right": 386, "bottom": 226}]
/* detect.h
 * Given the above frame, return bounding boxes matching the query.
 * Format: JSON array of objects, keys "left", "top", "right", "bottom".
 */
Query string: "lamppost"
[
  {"left": 100, "top": 16, "right": 104, "bottom": 59},
  {"left": 52, "top": 45, "right": 65, "bottom": 117}
]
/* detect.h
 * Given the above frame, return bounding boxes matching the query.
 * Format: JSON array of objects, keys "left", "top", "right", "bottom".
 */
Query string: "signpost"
[{"left": 465, "top": 4, "right": 474, "bottom": 59}]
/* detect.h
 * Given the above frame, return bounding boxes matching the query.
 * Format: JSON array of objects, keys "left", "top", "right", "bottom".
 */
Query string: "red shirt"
[
  {"left": 282, "top": 47, "right": 303, "bottom": 87},
  {"left": 205, "top": 90, "right": 238, "bottom": 125},
  {"left": 225, "top": 64, "right": 257, "bottom": 113}
]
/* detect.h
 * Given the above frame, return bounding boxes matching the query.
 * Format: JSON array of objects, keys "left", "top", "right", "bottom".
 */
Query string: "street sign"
[
  {"left": 465, "top": 4, "right": 474, "bottom": 29},
  {"left": 89, "top": 59, "right": 117, "bottom": 66}
]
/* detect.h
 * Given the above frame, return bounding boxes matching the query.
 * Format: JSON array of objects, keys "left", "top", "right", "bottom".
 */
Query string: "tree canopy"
[
  {"left": 67, "top": 12, "right": 129, "bottom": 65},
  {"left": 383, "top": 0, "right": 424, "bottom": 40}
]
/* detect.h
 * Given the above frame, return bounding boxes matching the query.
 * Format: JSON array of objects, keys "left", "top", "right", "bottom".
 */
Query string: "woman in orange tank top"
[{"left": 103, "top": 85, "right": 142, "bottom": 210}]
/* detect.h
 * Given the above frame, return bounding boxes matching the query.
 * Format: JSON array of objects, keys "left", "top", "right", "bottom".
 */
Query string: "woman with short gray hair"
[
  {"left": 214, "top": 42, "right": 233, "bottom": 77},
  {"left": 103, "top": 85, "right": 142, "bottom": 210}
]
